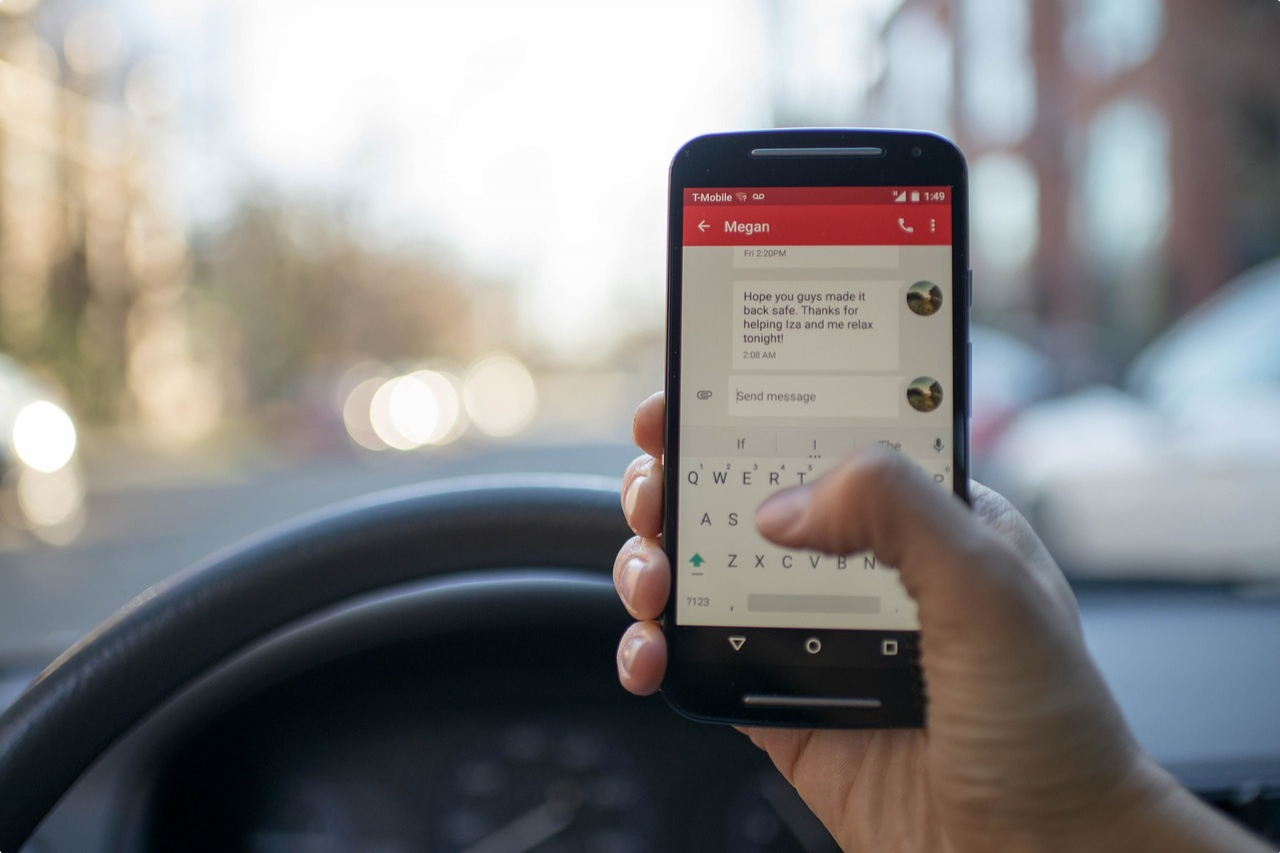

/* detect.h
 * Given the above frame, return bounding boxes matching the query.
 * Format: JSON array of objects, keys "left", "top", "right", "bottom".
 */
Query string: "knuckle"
[
  {"left": 621, "top": 453, "right": 653, "bottom": 486},
  {"left": 612, "top": 536, "right": 646, "bottom": 583}
]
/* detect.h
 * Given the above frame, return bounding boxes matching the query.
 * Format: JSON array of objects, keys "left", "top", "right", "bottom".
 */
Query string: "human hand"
[{"left": 615, "top": 391, "right": 1268, "bottom": 853}]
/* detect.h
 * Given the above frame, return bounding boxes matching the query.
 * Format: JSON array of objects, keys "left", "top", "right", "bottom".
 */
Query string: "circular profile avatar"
[
  {"left": 907, "top": 377, "right": 944, "bottom": 413},
  {"left": 906, "top": 280, "right": 944, "bottom": 316}
]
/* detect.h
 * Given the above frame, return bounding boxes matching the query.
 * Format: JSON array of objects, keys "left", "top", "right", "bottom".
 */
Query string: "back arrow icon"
[
  {"left": 697, "top": 220, "right": 709, "bottom": 232},
  {"left": 728, "top": 636, "right": 746, "bottom": 651}
]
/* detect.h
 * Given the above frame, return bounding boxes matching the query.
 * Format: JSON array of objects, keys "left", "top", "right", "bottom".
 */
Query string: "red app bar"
[{"left": 683, "top": 204, "right": 951, "bottom": 246}]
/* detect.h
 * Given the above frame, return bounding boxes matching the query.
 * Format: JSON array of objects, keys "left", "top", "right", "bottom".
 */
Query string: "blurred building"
[
  {"left": 2, "top": 2, "right": 501, "bottom": 452},
  {"left": 870, "top": 0, "right": 1280, "bottom": 381},
  {"left": 0, "top": 0, "right": 222, "bottom": 446}
]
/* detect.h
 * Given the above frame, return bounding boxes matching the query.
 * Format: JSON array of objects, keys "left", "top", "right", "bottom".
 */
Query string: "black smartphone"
[{"left": 661, "top": 129, "right": 970, "bottom": 728}]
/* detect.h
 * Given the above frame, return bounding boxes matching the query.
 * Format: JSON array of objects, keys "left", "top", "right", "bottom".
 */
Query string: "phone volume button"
[{"left": 967, "top": 341, "right": 973, "bottom": 418}]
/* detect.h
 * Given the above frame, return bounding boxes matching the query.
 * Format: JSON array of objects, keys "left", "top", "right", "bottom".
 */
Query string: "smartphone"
[{"left": 661, "top": 129, "right": 969, "bottom": 727}]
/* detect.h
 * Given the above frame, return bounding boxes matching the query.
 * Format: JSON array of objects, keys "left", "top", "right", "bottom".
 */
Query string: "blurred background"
[{"left": 1, "top": 0, "right": 1279, "bottom": 661}]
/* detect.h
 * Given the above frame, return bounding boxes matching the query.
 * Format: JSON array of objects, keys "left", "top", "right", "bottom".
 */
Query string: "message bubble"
[
  {"left": 733, "top": 280, "right": 901, "bottom": 372},
  {"left": 728, "top": 374, "right": 901, "bottom": 419}
]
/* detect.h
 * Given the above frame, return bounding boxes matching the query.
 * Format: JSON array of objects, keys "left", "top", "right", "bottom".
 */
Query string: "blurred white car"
[
  {"left": 989, "top": 257, "right": 1280, "bottom": 579},
  {"left": 0, "top": 355, "right": 85, "bottom": 545},
  {"left": 969, "top": 324, "right": 1056, "bottom": 471}
]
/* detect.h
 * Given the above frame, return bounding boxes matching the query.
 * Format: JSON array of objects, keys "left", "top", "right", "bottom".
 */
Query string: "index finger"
[{"left": 632, "top": 392, "right": 664, "bottom": 459}]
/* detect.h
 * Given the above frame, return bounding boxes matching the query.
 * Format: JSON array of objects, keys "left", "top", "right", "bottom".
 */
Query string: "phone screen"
[{"left": 674, "top": 185, "right": 956, "bottom": 634}]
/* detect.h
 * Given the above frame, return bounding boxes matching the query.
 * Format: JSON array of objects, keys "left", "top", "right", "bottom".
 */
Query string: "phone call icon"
[{"left": 897, "top": 218, "right": 914, "bottom": 234}]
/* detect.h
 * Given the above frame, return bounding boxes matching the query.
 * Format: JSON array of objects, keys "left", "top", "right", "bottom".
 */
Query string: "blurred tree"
[{"left": 191, "top": 188, "right": 494, "bottom": 412}]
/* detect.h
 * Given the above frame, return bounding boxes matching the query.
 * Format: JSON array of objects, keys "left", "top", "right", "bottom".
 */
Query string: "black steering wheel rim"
[{"left": 0, "top": 475, "right": 631, "bottom": 851}]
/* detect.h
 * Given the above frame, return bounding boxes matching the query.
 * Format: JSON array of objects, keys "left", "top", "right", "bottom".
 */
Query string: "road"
[{"left": 0, "top": 442, "right": 636, "bottom": 669}]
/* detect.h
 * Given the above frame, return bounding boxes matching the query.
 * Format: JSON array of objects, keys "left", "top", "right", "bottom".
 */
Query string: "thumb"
[
  {"left": 753, "top": 450, "right": 1155, "bottom": 853},
  {"left": 753, "top": 449, "right": 1035, "bottom": 644}
]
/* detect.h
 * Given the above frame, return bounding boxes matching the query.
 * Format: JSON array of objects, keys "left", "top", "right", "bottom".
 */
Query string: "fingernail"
[
  {"left": 623, "top": 475, "right": 644, "bottom": 519},
  {"left": 617, "top": 634, "right": 645, "bottom": 680},
  {"left": 618, "top": 557, "right": 645, "bottom": 606},
  {"left": 756, "top": 486, "right": 811, "bottom": 536}
]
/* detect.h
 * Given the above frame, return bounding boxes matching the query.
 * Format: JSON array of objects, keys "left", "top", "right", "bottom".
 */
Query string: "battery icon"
[{"left": 910, "top": 191, "right": 920, "bottom": 202}]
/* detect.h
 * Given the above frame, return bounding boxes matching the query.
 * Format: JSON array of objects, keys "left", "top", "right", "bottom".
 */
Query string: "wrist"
[{"left": 1089, "top": 756, "right": 1272, "bottom": 853}]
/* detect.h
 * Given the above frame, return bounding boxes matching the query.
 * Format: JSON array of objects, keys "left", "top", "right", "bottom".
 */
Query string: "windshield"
[{"left": 1, "top": 0, "right": 1279, "bottom": 666}]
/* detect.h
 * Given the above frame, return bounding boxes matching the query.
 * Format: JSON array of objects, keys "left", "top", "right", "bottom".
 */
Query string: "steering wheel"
[{"left": 0, "top": 476, "right": 633, "bottom": 851}]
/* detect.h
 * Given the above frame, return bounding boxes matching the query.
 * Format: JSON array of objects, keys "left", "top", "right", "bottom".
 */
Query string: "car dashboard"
[{"left": 150, "top": 635, "right": 827, "bottom": 852}]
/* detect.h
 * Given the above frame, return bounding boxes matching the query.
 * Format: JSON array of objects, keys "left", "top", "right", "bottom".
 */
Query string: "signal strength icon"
[
  {"left": 735, "top": 192, "right": 748, "bottom": 202},
  {"left": 894, "top": 190, "right": 907, "bottom": 203}
]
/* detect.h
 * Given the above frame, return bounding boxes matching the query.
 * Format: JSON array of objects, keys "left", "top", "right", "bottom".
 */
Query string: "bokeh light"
[
  {"left": 406, "top": 369, "right": 465, "bottom": 446},
  {"left": 344, "top": 368, "right": 467, "bottom": 451},
  {"left": 63, "top": 9, "right": 122, "bottom": 76},
  {"left": 12, "top": 400, "right": 77, "bottom": 473},
  {"left": 17, "top": 465, "right": 84, "bottom": 536},
  {"left": 369, "top": 376, "right": 421, "bottom": 451},
  {"left": 342, "top": 375, "right": 390, "bottom": 451},
  {"left": 387, "top": 374, "right": 440, "bottom": 447},
  {"left": 463, "top": 354, "right": 537, "bottom": 438}
]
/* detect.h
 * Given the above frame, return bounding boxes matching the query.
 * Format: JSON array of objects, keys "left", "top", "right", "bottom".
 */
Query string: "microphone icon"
[{"left": 932, "top": 437, "right": 945, "bottom": 453}]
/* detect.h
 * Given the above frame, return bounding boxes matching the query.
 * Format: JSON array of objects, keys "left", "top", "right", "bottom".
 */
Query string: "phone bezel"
[{"left": 662, "top": 129, "right": 970, "bottom": 728}]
